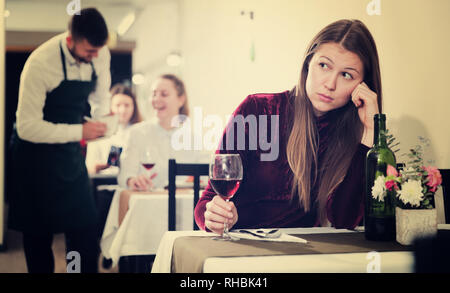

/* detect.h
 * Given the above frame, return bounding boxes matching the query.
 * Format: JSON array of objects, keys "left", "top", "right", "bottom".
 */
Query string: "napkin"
[
  {"left": 84, "top": 115, "right": 119, "bottom": 141},
  {"left": 229, "top": 229, "right": 308, "bottom": 243},
  {"left": 98, "top": 114, "right": 119, "bottom": 137}
]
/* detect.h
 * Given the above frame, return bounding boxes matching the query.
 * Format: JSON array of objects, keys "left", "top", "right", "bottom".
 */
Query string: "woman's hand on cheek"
[{"left": 351, "top": 82, "right": 379, "bottom": 147}]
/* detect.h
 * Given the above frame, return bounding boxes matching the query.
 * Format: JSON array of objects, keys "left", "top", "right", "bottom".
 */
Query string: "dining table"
[
  {"left": 151, "top": 227, "right": 415, "bottom": 273},
  {"left": 100, "top": 187, "right": 197, "bottom": 267},
  {"left": 89, "top": 172, "right": 118, "bottom": 200}
]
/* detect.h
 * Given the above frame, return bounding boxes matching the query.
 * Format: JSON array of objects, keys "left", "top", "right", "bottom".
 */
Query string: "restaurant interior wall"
[
  {"left": 174, "top": 0, "right": 450, "bottom": 170},
  {"left": 125, "top": 0, "right": 181, "bottom": 119}
]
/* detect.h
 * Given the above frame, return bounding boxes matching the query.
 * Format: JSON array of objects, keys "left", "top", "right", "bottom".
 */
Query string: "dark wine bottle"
[{"left": 365, "top": 114, "right": 397, "bottom": 241}]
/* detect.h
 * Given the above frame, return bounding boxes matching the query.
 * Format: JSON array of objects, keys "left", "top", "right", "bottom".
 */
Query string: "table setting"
[
  {"left": 103, "top": 148, "right": 445, "bottom": 272},
  {"left": 150, "top": 152, "right": 420, "bottom": 273},
  {"left": 150, "top": 227, "right": 414, "bottom": 273}
]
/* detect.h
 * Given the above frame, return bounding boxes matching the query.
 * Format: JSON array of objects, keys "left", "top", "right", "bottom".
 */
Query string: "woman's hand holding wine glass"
[
  {"left": 127, "top": 173, "right": 156, "bottom": 191},
  {"left": 127, "top": 149, "right": 157, "bottom": 191},
  {"left": 207, "top": 154, "right": 243, "bottom": 241},
  {"left": 205, "top": 195, "right": 239, "bottom": 236}
]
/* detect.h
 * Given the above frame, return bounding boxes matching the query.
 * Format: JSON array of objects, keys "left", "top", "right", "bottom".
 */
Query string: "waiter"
[{"left": 9, "top": 8, "right": 111, "bottom": 273}]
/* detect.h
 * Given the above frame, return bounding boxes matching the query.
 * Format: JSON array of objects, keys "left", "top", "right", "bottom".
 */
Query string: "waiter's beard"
[{"left": 68, "top": 46, "right": 91, "bottom": 64}]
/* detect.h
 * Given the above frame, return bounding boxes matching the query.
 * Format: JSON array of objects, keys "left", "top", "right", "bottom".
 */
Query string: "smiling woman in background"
[
  {"left": 195, "top": 19, "right": 382, "bottom": 236},
  {"left": 85, "top": 83, "right": 142, "bottom": 175}
]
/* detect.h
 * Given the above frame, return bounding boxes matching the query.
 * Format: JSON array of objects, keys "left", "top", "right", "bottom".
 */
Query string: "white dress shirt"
[
  {"left": 118, "top": 118, "right": 211, "bottom": 189},
  {"left": 16, "top": 32, "right": 111, "bottom": 144}
]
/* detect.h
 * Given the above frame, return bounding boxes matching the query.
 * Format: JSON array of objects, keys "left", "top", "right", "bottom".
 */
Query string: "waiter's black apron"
[{"left": 9, "top": 43, "right": 98, "bottom": 233}]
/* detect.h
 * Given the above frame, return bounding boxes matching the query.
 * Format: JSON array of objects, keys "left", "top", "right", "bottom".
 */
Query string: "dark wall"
[
  {"left": 110, "top": 52, "right": 132, "bottom": 86},
  {"left": 5, "top": 52, "right": 30, "bottom": 151}
]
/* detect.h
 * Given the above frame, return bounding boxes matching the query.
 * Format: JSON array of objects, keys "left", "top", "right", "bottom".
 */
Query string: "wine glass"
[
  {"left": 209, "top": 153, "right": 243, "bottom": 241},
  {"left": 140, "top": 149, "right": 156, "bottom": 191}
]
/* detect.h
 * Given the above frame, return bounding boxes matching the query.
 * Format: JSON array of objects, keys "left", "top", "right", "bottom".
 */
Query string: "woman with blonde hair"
[
  {"left": 195, "top": 19, "right": 382, "bottom": 235},
  {"left": 118, "top": 74, "right": 204, "bottom": 191}
]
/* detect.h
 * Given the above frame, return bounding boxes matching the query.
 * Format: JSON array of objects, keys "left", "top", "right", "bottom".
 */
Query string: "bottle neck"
[{"left": 373, "top": 115, "right": 387, "bottom": 148}]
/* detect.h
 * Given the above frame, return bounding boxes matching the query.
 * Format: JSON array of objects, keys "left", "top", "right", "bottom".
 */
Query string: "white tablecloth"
[
  {"left": 151, "top": 227, "right": 415, "bottom": 273},
  {"left": 100, "top": 188, "right": 195, "bottom": 266},
  {"left": 203, "top": 251, "right": 414, "bottom": 273}
]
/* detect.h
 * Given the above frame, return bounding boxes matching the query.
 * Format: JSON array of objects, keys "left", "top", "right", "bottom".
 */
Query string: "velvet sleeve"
[
  {"left": 326, "top": 144, "right": 370, "bottom": 229},
  {"left": 194, "top": 95, "right": 258, "bottom": 231}
]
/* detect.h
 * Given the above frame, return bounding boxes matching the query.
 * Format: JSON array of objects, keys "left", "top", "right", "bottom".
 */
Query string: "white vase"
[{"left": 395, "top": 207, "right": 437, "bottom": 245}]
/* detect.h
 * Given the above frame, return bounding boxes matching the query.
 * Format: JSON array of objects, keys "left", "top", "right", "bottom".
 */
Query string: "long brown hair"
[
  {"left": 110, "top": 83, "right": 143, "bottom": 124},
  {"left": 286, "top": 19, "right": 382, "bottom": 225},
  {"left": 160, "top": 74, "right": 190, "bottom": 117}
]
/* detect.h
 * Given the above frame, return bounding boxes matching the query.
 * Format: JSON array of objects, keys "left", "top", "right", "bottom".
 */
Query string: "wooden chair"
[{"left": 168, "top": 159, "right": 209, "bottom": 231}]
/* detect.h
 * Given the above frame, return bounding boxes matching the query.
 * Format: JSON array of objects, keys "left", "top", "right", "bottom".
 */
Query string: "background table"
[
  {"left": 151, "top": 227, "right": 415, "bottom": 273},
  {"left": 100, "top": 188, "right": 195, "bottom": 267},
  {"left": 89, "top": 173, "right": 118, "bottom": 203}
]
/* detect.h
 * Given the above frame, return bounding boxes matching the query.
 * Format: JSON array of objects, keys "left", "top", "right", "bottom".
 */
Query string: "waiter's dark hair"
[{"left": 69, "top": 7, "right": 108, "bottom": 47}]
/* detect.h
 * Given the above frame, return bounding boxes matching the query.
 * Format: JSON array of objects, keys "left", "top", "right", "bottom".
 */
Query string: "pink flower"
[
  {"left": 423, "top": 166, "right": 442, "bottom": 192},
  {"left": 385, "top": 180, "right": 398, "bottom": 191},
  {"left": 387, "top": 165, "right": 399, "bottom": 177}
]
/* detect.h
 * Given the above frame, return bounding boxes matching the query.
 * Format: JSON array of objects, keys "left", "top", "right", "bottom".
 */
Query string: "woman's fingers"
[
  {"left": 352, "top": 84, "right": 366, "bottom": 107},
  {"left": 128, "top": 174, "right": 156, "bottom": 191},
  {"left": 352, "top": 82, "right": 378, "bottom": 108},
  {"left": 350, "top": 82, "right": 380, "bottom": 147},
  {"left": 204, "top": 195, "right": 237, "bottom": 235},
  {"left": 130, "top": 179, "right": 141, "bottom": 191},
  {"left": 204, "top": 210, "right": 231, "bottom": 225},
  {"left": 212, "top": 195, "right": 233, "bottom": 212},
  {"left": 129, "top": 176, "right": 148, "bottom": 191},
  {"left": 208, "top": 196, "right": 234, "bottom": 218},
  {"left": 351, "top": 84, "right": 361, "bottom": 106},
  {"left": 205, "top": 219, "right": 225, "bottom": 235},
  {"left": 140, "top": 174, "right": 156, "bottom": 189},
  {"left": 135, "top": 176, "right": 147, "bottom": 190}
]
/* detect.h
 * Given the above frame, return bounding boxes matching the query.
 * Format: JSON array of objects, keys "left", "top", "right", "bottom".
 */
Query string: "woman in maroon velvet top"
[{"left": 195, "top": 19, "right": 383, "bottom": 235}]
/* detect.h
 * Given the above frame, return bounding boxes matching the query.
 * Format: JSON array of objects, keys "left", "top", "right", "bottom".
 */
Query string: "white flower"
[
  {"left": 371, "top": 175, "right": 386, "bottom": 202},
  {"left": 400, "top": 167, "right": 419, "bottom": 180},
  {"left": 397, "top": 179, "right": 424, "bottom": 207}
]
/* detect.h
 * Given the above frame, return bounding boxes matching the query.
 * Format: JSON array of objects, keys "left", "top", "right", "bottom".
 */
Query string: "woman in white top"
[
  {"left": 86, "top": 84, "right": 143, "bottom": 174},
  {"left": 118, "top": 74, "right": 208, "bottom": 191}
]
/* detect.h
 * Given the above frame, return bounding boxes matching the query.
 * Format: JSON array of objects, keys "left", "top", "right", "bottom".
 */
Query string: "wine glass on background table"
[
  {"left": 209, "top": 153, "right": 243, "bottom": 241},
  {"left": 140, "top": 149, "right": 156, "bottom": 191}
]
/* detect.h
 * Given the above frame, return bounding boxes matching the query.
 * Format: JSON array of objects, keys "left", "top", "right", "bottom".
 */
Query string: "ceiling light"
[
  {"left": 117, "top": 12, "right": 136, "bottom": 37},
  {"left": 166, "top": 52, "right": 182, "bottom": 67},
  {"left": 132, "top": 73, "right": 145, "bottom": 85}
]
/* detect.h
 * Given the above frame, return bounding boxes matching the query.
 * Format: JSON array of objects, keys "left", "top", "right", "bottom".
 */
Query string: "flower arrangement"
[{"left": 371, "top": 137, "right": 443, "bottom": 209}]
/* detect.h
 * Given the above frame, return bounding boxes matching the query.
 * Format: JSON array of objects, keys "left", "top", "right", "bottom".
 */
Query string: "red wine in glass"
[
  {"left": 209, "top": 154, "right": 243, "bottom": 241},
  {"left": 210, "top": 179, "right": 241, "bottom": 200},
  {"left": 142, "top": 163, "right": 155, "bottom": 170}
]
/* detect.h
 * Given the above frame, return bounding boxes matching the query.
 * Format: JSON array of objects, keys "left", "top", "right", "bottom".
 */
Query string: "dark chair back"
[
  {"left": 168, "top": 159, "right": 209, "bottom": 231},
  {"left": 439, "top": 169, "right": 450, "bottom": 224}
]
